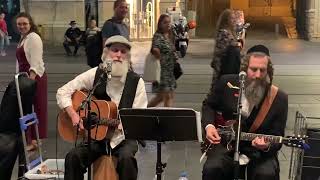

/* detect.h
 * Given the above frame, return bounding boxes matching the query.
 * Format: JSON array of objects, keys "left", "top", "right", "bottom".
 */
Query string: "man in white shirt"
[{"left": 56, "top": 35, "right": 148, "bottom": 180}]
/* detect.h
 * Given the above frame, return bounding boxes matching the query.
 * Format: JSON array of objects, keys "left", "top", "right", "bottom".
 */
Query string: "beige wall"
[
  {"left": 26, "top": 0, "right": 185, "bottom": 44},
  {"left": 305, "top": 0, "right": 320, "bottom": 41},
  {"left": 27, "top": 0, "right": 85, "bottom": 45}
]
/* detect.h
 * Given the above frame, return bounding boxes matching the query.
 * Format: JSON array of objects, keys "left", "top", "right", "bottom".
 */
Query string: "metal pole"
[{"left": 233, "top": 74, "right": 245, "bottom": 180}]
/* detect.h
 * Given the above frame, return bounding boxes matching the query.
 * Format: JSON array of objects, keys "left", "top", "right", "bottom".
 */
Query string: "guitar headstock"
[{"left": 283, "top": 135, "right": 310, "bottom": 150}]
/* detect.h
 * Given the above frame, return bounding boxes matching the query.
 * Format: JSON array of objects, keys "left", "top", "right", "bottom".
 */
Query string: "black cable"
[{"left": 55, "top": 113, "right": 62, "bottom": 179}]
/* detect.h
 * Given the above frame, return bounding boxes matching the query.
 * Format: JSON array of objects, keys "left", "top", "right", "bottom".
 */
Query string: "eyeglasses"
[
  {"left": 109, "top": 47, "right": 128, "bottom": 54},
  {"left": 17, "top": 22, "right": 29, "bottom": 26}
]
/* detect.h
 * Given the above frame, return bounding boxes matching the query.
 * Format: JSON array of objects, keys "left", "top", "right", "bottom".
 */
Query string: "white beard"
[
  {"left": 102, "top": 53, "right": 130, "bottom": 78},
  {"left": 111, "top": 60, "right": 129, "bottom": 77}
]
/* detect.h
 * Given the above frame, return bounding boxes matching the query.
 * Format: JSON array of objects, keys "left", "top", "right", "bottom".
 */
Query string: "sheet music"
[
  {"left": 119, "top": 107, "right": 203, "bottom": 142},
  {"left": 126, "top": 107, "right": 203, "bottom": 142}
]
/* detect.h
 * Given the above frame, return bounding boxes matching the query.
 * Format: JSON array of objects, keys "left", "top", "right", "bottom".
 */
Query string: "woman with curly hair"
[
  {"left": 209, "top": 9, "right": 243, "bottom": 95},
  {"left": 16, "top": 12, "right": 47, "bottom": 151}
]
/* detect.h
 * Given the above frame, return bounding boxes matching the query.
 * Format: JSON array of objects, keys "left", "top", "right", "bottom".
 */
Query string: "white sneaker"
[{"left": 0, "top": 51, "right": 6, "bottom": 56}]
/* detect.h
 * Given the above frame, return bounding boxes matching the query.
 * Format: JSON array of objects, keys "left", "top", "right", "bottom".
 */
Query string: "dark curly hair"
[
  {"left": 240, "top": 52, "right": 274, "bottom": 83},
  {"left": 16, "top": 12, "right": 41, "bottom": 37},
  {"left": 215, "top": 9, "right": 236, "bottom": 36}
]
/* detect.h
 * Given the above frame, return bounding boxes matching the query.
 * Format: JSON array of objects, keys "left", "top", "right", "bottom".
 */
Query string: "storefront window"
[{"left": 127, "top": 0, "right": 155, "bottom": 39}]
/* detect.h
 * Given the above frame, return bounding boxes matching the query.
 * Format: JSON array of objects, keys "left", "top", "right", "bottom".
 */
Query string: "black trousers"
[
  {"left": 0, "top": 133, "right": 26, "bottom": 180},
  {"left": 64, "top": 139, "right": 138, "bottom": 180},
  {"left": 202, "top": 144, "right": 280, "bottom": 180},
  {"left": 63, "top": 40, "right": 80, "bottom": 55}
]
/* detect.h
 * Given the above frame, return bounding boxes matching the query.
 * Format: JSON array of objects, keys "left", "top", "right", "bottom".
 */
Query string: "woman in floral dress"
[{"left": 148, "top": 14, "right": 178, "bottom": 107}]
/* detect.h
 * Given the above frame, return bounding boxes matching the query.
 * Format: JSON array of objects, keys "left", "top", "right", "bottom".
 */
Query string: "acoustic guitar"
[{"left": 58, "top": 90, "right": 118, "bottom": 142}]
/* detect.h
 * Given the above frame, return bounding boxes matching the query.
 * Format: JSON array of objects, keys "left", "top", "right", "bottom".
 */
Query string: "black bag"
[
  {"left": 0, "top": 75, "right": 36, "bottom": 134},
  {"left": 174, "top": 62, "right": 183, "bottom": 80},
  {"left": 85, "top": 31, "right": 103, "bottom": 68},
  {"left": 85, "top": 18, "right": 119, "bottom": 68}
]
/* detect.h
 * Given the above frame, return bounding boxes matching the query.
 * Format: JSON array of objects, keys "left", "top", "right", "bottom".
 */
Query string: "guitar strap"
[{"left": 249, "top": 85, "right": 278, "bottom": 133}]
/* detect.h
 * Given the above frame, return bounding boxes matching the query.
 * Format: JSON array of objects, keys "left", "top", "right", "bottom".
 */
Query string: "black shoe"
[{"left": 73, "top": 52, "right": 77, "bottom": 56}]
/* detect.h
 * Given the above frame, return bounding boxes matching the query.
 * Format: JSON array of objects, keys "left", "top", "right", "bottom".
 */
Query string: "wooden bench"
[{"left": 92, "top": 155, "right": 118, "bottom": 180}]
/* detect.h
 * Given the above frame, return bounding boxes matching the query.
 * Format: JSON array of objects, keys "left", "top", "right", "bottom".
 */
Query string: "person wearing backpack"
[
  {"left": 101, "top": 0, "right": 129, "bottom": 46},
  {"left": 85, "top": 0, "right": 129, "bottom": 68}
]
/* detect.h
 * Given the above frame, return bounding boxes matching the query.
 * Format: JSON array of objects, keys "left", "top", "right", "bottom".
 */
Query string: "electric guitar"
[
  {"left": 201, "top": 120, "right": 309, "bottom": 153},
  {"left": 57, "top": 90, "right": 118, "bottom": 142}
]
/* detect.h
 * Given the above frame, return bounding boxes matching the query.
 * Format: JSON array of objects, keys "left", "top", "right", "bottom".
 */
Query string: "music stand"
[{"left": 119, "top": 107, "right": 202, "bottom": 180}]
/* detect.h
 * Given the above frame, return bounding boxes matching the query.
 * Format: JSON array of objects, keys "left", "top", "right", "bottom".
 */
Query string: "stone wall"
[
  {"left": 25, "top": 0, "right": 185, "bottom": 45},
  {"left": 305, "top": 0, "right": 320, "bottom": 41},
  {"left": 27, "top": 0, "right": 85, "bottom": 45}
]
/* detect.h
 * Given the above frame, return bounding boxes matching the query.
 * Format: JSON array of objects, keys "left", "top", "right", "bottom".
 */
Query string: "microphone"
[
  {"left": 99, "top": 60, "right": 112, "bottom": 79},
  {"left": 239, "top": 71, "right": 247, "bottom": 82},
  {"left": 236, "top": 23, "right": 250, "bottom": 33}
]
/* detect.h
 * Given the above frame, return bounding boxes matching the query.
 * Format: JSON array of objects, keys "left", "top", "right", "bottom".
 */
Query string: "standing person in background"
[
  {"left": 209, "top": 9, "right": 243, "bottom": 95},
  {"left": 0, "top": 12, "right": 9, "bottom": 56},
  {"left": 101, "top": 0, "right": 129, "bottom": 47},
  {"left": 16, "top": 12, "right": 47, "bottom": 151},
  {"left": 148, "top": 14, "right": 178, "bottom": 107}
]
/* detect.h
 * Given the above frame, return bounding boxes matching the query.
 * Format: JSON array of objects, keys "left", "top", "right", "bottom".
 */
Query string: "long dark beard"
[{"left": 244, "top": 76, "right": 270, "bottom": 106}]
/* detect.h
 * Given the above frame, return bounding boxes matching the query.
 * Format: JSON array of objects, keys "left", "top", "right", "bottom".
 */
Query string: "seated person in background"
[
  {"left": 63, "top": 20, "right": 82, "bottom": 56},
  {"left": 201, "top": 45, "right": 288, "bottom": 180},
  {"left": 56, "top": 35, "right": 148, "bottom": 180}
]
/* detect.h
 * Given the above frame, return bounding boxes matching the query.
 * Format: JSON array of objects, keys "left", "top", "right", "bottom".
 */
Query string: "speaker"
[{"left": 301, "top": 128, "right": 320, "bottom": 180}]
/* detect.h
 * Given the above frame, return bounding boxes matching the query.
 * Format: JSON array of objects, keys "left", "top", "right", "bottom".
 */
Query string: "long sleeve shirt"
[
  {"left": 17, "top": 32, "right": 45, "bottom": 77},
  {"left": 56, "top": 67, "right": 148, "bottom": 148},
  {"left": 0, "top": 19, "right": 7, "bottom": 34}
]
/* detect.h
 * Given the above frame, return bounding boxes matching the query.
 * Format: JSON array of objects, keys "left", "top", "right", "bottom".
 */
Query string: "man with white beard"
[
  {"left": 56, "top": 35, "right": 148, "bottom": 180},
  {"left": 201, "top": 45, "right": 288, "bottom": 180}
]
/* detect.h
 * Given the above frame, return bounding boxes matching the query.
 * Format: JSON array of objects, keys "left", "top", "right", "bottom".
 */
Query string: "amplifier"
[{"left": 301, "top": 128, "right": 320, "bottom": 180}]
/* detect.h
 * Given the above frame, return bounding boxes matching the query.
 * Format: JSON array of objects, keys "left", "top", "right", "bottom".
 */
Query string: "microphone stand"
[
  {"left": 77, "top": 66, "right": 110, "bottom": 180},
  {"left": 233, "top": 76, "right": 245, "bottom": 180}
]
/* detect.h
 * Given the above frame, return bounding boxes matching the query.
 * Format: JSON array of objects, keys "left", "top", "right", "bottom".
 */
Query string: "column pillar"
[{"left": 306, "top": 0, "right": 320, "bottom": 41}]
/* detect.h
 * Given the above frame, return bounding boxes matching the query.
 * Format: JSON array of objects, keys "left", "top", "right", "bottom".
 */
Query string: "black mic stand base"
[{"left": 156, "top": 141, "right": 166, "bottom": 180}]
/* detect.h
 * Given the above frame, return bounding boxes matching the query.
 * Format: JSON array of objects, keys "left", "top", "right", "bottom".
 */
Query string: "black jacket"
[
  {"left": 202, "top": 74, "right": 288, "bottom": 159},
  {"left": 0, "top": 76, "right": 36, "bottom": 134}
]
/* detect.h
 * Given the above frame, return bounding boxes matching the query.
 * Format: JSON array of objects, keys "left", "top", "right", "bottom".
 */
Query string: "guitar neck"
[
  {"left": 98, "top": 118, "right": 120, "bottom": 126},
  {"left": 240, "top": 132, "right": 283, "bottom": 144}
]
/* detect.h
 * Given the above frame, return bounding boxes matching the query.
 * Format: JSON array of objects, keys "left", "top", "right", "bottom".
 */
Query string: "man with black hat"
[
  {"left": 201, "top": 45, "right": 288, "bottom": 180},
  {"left": 57, "top": 35, "right": 147, "bottom": 180},
  {"left": 63, "top": 20, "right": 83, "bottom": 56}
]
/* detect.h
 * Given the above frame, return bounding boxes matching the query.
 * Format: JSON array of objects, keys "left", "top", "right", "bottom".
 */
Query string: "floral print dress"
[{"left": 152, "top": 32, "right": 177, "bottom": 92}]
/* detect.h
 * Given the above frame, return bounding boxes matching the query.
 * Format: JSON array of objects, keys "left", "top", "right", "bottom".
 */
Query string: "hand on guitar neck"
[{"left": 251, "top": 136, "right": 271, "bottom": 151}]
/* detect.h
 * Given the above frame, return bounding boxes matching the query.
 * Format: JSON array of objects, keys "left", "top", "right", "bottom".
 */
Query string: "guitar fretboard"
[{"left": 240, "top": 133, "right": 282, "bottom": 143}]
